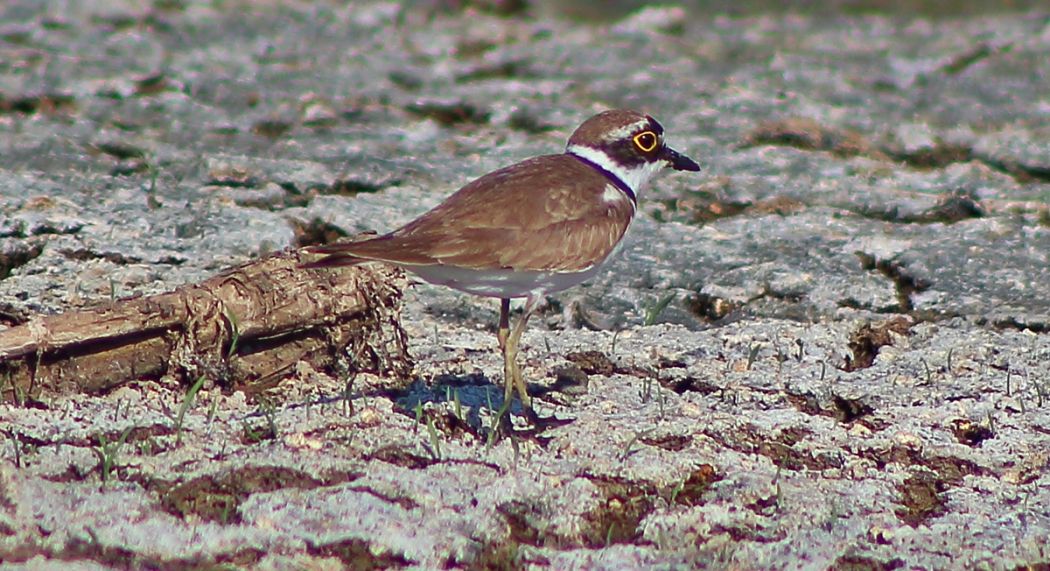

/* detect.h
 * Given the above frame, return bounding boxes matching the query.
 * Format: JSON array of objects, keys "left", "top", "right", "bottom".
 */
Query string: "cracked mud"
[{"left": 2, "top": 1, "right": 1049, "bottom": 569}]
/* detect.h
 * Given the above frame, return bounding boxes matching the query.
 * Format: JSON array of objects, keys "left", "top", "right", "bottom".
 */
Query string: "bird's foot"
[{"left": 485, "top": 390, "right": 572, "bottom": 445}]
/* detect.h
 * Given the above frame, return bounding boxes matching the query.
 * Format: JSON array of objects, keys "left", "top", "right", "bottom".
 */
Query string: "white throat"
[{"left": 566, "top": 144, "right": 665, "bottom": 198}]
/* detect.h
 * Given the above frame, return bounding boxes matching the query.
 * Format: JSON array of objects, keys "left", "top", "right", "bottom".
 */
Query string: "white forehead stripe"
[{"left": 601, "top": 119, "right": 655, "bottom": 143}]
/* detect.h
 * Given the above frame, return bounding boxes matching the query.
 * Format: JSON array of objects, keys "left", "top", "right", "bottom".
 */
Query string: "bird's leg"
[
  {"left": 492, "top": 296, "right": 542, "bottom": 431},
  {"left": 504, "top": 296, "right": 540, "bottom": 413},
  {"left": 497, "top": 298, "right": 511, "bottom": 352},
  {"left": 497, "top": 298, "right": 514, "bottom": 407}
]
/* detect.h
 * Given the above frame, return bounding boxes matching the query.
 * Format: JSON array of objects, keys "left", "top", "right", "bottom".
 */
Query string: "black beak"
[{"left": 661, "top": 145, "right": 701, "bottom": 172}]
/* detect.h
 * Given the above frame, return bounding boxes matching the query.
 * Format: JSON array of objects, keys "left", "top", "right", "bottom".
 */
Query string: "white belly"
[
  {"left": 408, "top": 261, "right": 608, "bottom": 299},
  {"left": 404, "top": 219, "right": 632, "bottom": 299}
]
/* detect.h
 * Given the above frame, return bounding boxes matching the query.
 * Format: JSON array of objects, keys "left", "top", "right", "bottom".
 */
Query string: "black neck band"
[{"left": 569, "top": 152, "right": 636, "bottom": 204}]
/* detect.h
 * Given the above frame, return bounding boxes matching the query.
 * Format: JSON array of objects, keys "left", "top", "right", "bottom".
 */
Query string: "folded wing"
[{"left": 308, "top": 155, "right": 635, "bottom": 273}]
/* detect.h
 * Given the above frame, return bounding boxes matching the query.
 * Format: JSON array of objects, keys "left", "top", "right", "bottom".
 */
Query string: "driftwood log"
[{"left": 0, "top": 248, "right": 411, "bottom": 402}]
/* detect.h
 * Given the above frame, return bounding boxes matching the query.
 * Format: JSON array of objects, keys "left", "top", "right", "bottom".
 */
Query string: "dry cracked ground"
[{"left": 1, "top": 1, "right": 1050, "bottom": 569}]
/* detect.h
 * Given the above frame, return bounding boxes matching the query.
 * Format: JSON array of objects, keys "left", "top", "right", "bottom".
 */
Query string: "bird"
[{"left": 305, "top": 109, "right": 700, "bottom": 422}]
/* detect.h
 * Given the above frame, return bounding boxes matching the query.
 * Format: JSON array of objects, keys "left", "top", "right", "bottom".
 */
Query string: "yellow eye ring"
[{"left": 633, "top": 131, "right": 658, "bottom": 152}]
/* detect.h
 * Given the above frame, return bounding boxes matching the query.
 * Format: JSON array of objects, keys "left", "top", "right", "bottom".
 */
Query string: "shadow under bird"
[{"left": 306, "top": 109, "right": 701, "bottom": 422}]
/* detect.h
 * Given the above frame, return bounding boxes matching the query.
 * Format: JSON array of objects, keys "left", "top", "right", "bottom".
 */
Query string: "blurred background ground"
[{"left": 1, "top": 0, "right": 1048, "bottom": 569}]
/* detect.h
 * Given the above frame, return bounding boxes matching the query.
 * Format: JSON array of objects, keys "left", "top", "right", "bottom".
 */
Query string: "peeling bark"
[{"left": 0, "top": 249, "right": 411, "bottom": 401}]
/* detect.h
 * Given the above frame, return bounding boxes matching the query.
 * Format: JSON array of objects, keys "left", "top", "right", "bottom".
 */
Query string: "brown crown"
[{"left": 566, "top": 109, "right": 662, "bottom": 148}]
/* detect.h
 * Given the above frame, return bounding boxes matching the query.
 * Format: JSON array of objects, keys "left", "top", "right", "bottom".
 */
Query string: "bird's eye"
[{"left": 633, "top": 131, "right": 658, "bottom": 152}]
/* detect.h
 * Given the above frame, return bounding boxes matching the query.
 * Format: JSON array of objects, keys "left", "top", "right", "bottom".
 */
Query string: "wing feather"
[{"left": 309, "top": 154, "right": 634, "bottom": 272}]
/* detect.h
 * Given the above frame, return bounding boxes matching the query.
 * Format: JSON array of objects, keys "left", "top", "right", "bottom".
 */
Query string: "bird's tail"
[
  {"left": 300, "top": 234, "right": 377, "bottom": 269},
  {"left": 300, "top": 251, "right": 367, "bottom": 269}
]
